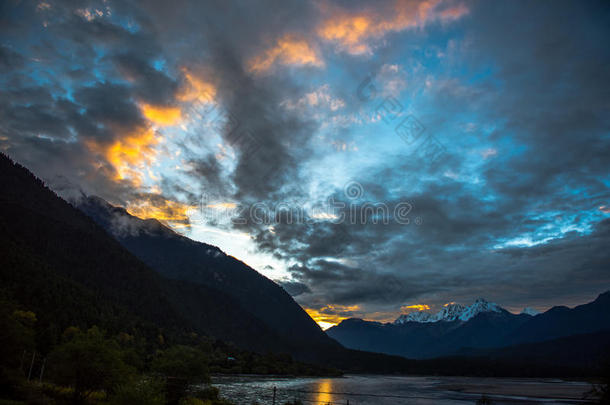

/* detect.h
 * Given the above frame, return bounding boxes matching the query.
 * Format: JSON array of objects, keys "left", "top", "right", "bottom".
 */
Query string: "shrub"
[
  {"left": 47, "top": 327, "right": 134, "bottom": 403},
  {"left": 151, "top": 346, "right": 209, "bottom": 383},
  {"left": 109, "top": 376, "right": 165, "bottom": 405}
]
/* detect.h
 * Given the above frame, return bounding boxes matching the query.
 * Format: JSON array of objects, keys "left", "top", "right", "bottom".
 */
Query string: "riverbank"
[
  {"left": 211, "top": 374, "right": 598, "bottom": 405},
  {"left": 437, "top": 376, "right": 594, "bottom": 401}
]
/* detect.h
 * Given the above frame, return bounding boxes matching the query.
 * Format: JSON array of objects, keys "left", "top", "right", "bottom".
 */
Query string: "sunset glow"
[
  {"left": 4, "top": 0, "right": 609, "bottom": 325},
  {"left": 140, "top": 104, "right": 182, "bottom": 127}
]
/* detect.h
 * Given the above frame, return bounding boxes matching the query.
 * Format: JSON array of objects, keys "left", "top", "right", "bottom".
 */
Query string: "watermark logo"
[
  {"left": 355, "top": 71, "right": 447, "bottom": 166},
  {"left": 199, "top": 181, "right": 420, "bottom": 227}
]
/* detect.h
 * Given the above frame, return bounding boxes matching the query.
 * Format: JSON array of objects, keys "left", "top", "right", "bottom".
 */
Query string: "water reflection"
[
  {"left": 316, "top": 379, "right": 333, "bottom": 404},
  {"left": 210, "top": 375, "right": 591, "bottom": 405}
]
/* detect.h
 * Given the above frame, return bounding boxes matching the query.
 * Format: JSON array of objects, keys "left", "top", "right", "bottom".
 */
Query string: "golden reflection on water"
[{"left": 316, "top": 379, "right": 333, "bottom": 404}]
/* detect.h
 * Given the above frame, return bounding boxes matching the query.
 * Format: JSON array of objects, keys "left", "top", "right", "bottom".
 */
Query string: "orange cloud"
[
  {"left": 305, "top": 304, "right": 360, "bottom": 330},
  {"left": 205, "top": 202, "right": 237, "bottom": 210},
  {"left": 248, "top": 34, "right": 324, "bottom": 73},
  {"left": 87, "top": 127, "right": 159, "bottom": 187},
  {"left": 178, "top": 69, "right": 216, "bottom": 104},
  {"left": 318, "top": 14, "right": 372, "bottom": 55},
  {"left": 318, "top": 0, "right": 468, "bottom": 55},
  {"left": 126, "top": 196, "right": 196, "bottom": 228},
  {"left": 140, "top": 103, "right": 182, "bottom": 127},
  {"left": 400, "top": 304, "right": 431, "bottom": 312}
]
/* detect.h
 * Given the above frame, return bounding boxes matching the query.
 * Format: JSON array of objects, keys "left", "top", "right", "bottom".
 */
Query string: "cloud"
[
  {"left": 124, "top": 193, "right": 196, "bottom": 229},
  {"left": 248, "top": 34, "right": 324, "bottom": 73},
  {"left": 139, "top": 103, "right": 182, "bottom": 127},
  {"left": 279, "top": 280, "right": 312, "bottom": 297},
  {"left": 304, "top": 304, "right": 361, "bottom": 329},
  {"left": 401, "top": 304, "right": 431, "bottom": 312},
  {"left": 86, "top": 125, "right": 158, "bottom": 188},
  {"left": 280, "top": 84, "right": 345, "bottom": 112},
  {"left": 1, "top": 0, "right": 609, "bottom": 321},
  {"left": 317, "top": 0, "right": 469, "bottom": 55}
]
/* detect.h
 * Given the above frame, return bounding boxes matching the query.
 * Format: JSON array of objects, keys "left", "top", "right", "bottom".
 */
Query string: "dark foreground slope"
[
  {"left": 0, "top": 153, "right": 399, "bottom": 369},
  {"left": 0, "top": 153, "right": 292, "bottom": 354},
  {"left": 77, "top": 196, "right": 340, "bottom": 358}
]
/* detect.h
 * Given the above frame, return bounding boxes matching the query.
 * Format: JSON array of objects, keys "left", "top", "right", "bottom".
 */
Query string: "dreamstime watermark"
[
  {"left": 199, "top": 180, "right": 420, "bottom": 227},
  {"left": 355, "top": 71, "right": 447, "bottom": 165},
  {"left": 181, "top": 83, "right": 279, "bottom": 180}
]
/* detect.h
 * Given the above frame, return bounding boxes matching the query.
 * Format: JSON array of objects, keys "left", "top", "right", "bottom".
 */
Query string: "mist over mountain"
[{"left": 0, "top": 153, "right": 294, "bottom": 354}]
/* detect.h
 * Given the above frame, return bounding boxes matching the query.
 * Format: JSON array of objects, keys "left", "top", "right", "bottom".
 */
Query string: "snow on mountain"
[
  {"left": 521, "top": 307, "right": 540, "bottom": 316},
  {"left": 394, "top": 311, "right": 434, "bottom": 323},
  {"left": 394, "top": 298, "right": 502, "bottom": 324},
  {"left": 459, "top": 298, "right": 502, "bottom": 321}
]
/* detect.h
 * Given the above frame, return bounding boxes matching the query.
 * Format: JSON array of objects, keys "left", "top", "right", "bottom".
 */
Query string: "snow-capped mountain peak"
[
  {"left": 394, "top": 298, "right": 503, "bottom": 325},
  {"left": 394, "top": 311, "right": 433, "bottom": 323},
  {"left": 436, "top": 303, "right": 466, "bottom": 322},
  {"left": 459, "top": 298, "right": 501, "bottom": 321}
]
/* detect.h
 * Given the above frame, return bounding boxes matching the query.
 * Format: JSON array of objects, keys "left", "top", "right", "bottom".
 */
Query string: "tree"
[
  {"left": 110, "top": 376, "right": 165, "bottom": 405},
  {"left": 48, "top": 326, "right": 133, "bottom": 403},
  {"left": 0, "top": 293, "right": 36, "bottom": 396},
  {"left": 151, "top": 345, "right": 209, "bottom": 382}
]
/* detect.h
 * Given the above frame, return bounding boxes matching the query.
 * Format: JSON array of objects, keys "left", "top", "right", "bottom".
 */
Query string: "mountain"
[
  {"left": 327, "top": 293, "right": 610, "bottom": 359},
  {"left": 454, "top": 330, "right": 610, "bottom": 371},
  {"left": 0, "top": 153, "right": 289, "bottom": 354},
  {"left": 521, "top": 307, "right": 540, "bottom": 316},
  {"left": 509, "top": 291, "right": 610, "bottom": 345},
  {"left": 3, "top": 152, "right": 607, "bottom": 377},
  {"left": 394, "top": 298, "right": 502, "bottom": 324},
  {"left": 76, "top": 196, "right": 340, "bottom": 361},
  {"left": 1, "top": 152, "right": 430, "bottom": 374}
]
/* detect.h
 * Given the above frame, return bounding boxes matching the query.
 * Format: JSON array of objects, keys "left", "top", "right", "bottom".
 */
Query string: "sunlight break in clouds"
[
  {"left": 126, "top": 196, "right": 197, "bottom": 229},
  {"left": 178, "top": 70, "right": 217, "bottom": 104},
  {"left": 305, "top": 304, "right": 361, "bottom": 330},
  {"left": 139, "top": 104, "right": 182, "bottom": 127},
  {"left": 401, "top": 304, "right": 431, "bottom": 312},
  {"left": 87, "top": 127, "right": 159, "bottom": 188}
]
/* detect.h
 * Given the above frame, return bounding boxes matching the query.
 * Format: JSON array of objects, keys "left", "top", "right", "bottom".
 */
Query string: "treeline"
[{"left": 0, "top": 291, "right": 339, "bottom": 405}]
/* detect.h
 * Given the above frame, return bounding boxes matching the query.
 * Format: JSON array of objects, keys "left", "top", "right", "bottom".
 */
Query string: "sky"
[{"left": 1, "top": 0, "right": 610, "bottom": 329}]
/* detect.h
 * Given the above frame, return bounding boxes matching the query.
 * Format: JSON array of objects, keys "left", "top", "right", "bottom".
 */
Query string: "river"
[{"left": 209, "top": 375, "right": 594, "bottom": 405}]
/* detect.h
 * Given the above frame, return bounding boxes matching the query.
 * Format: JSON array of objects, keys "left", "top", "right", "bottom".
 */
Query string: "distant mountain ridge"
[
  {"left": 328, "top": 291, "right": 610, "bottom": 359},
  {"left": 395, "top": 298, "right": 504, "bottom": 324},
  {"left": 521, "top": 307, "right": 540, "bottom": 316}
]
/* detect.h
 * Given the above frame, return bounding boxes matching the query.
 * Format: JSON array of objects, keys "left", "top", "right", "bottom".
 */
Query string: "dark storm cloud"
[
  {"left": 279, "top": 280, "right": 312, "bottom": 297},
  {"left": 0, "top": 45, "right": 24, "bottom": 72},
  {"left": 469, "top": 0, "right": 610, "bottom": 198},
  {"left": 111, "top": 53, "right": 178, "bottom": 105},
  {"left": 73, "top": 83, "right": 145, "bottom": 136},
  {"left": 1, "top": 0, "right": 609, "bottom": 317},
  {"left": 0, "top": 0, "right": 179, "bottom": 204},
  {"left": 0, "top": 95, "right": 74, "bottom": 140}
]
